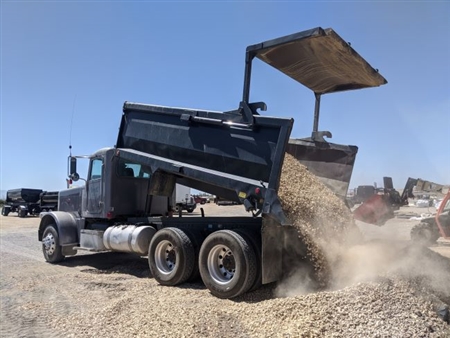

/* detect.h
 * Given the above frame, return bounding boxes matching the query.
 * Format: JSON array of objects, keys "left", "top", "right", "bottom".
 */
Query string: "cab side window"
[
  {"left": 117, "top": 158, "right": 151, "bottom": 179},
  {"left": 90, "top": 159, "right": 103, "bottom": 180}
]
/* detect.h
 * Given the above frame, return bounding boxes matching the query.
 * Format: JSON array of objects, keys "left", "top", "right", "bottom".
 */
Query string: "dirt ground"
[{"left": 0, "top": 202, "right": 449, "bottom": 337}]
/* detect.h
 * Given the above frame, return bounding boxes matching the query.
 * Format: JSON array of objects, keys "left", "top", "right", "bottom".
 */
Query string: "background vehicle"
[
  {"left": 352, "top": 177, "right": 416, "bottom": 225},
  {"left": 174, "top": 184, "right": 196, "bottom": 213},
  {"left": 411, "top": 190, "right": 450, "bottom": 246},
  {"left": 193, "top": 195, "right": 208, "bottom": 205},
  {"left": 37, "top": 27, "right": 386, "bottom": 299},
  {"left": 1, "top": 188, "right": 58, "bottom": 217}
]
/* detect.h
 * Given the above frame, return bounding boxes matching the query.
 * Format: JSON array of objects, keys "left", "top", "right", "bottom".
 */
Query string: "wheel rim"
[
  {"left": 207, "top": 244, "right": 235, "bottom": 285},
  {"left": 155, "top": 240, "right": 176, "bottom": 274},
  {"left": 43, "top": 232, "right": 56, "bottom": 255}
]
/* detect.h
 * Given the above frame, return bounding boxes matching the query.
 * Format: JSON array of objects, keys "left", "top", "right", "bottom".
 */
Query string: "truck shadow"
[
  {"left": 61, "top": 252, "right": 151, "bottom": 278},
  {"left": 59, "top": 252, "right": 276, "bottom": 302}
]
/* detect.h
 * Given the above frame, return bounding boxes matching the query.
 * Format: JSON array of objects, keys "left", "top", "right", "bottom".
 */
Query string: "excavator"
[
  {"left": 351, "top": 176, "right": 450, "bottom": 246},
  {"left": 351, "top": 177, "right": 416, "bottom": 225}
]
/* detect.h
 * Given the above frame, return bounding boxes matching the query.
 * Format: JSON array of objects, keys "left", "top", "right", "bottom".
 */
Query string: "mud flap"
[
  {"left": 261, "top": 218, "right": 283, "bottom": 284},
  {"left": 61, "top": 244, "right": 77, "bottom": 256}
]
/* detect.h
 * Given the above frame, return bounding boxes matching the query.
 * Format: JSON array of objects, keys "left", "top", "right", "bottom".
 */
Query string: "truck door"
[{"left": 87, "top": 158, "right": 103, "bottom": 214}]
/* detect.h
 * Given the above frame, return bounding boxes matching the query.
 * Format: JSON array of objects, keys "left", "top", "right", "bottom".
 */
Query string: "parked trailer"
[
  {"left": 38, "top": 27, "right": 386, "bottom": 299},
  {"left": 1, "top": 189, "right": 59, "bottom": 217}
]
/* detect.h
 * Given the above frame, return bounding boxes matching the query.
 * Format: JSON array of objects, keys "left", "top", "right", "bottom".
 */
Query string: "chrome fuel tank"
[{"left": 103, "top": 225, "right": 156, "bottom": 255}]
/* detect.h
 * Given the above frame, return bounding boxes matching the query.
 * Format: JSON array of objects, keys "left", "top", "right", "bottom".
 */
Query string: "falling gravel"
[{"left": 277, "top": 153, "right": 363, "bottom": 289}]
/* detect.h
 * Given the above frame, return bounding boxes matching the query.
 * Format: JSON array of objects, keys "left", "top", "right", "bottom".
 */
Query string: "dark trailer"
[
  {"left": 2, "top": 188, "right": 59, "bottom": 217},
  {"left": 2, "top": 188, "right": 43, "bottom": 217}
]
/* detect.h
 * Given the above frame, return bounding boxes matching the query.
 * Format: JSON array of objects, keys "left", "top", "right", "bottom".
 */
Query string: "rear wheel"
[
  {"left": 411, "top": 222, "right": 440, "bottom": 246},
  {"left": 199, "top": 230, "right": 257, "bottom": 299},
  {"left": 234, "top": 229, "right": 262, "bottom": 293},
  {"left": 184, "top": 230, "right": 204, "bottom": 282},
  {"left": 148, "top": 228, "right": 195, "bottom": 286},
  {"left": 42, "top": 225, "right": 65, "bottom": 263},
  {"left": 1, "top": 206, "right": 10, "bottom": 216}
]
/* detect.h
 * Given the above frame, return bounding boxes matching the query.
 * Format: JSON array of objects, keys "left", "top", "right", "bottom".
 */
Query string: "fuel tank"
[{"left": 103, "top": 225, "right": 156, "bottom": 255}]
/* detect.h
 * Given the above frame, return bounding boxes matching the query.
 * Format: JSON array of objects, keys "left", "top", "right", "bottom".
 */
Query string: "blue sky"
[{"left": 1, "top": 1, "right": 449, "bottom": 194}]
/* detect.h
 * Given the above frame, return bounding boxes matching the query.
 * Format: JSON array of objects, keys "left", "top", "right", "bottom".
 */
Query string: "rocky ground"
[{"left": 1, "top": 201, "right": 449, "bottom": 337}]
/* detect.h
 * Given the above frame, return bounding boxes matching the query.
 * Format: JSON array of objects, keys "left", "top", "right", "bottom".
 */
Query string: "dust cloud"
[{"left": 275, "top": 154, "right": 450, "bottom": 307}]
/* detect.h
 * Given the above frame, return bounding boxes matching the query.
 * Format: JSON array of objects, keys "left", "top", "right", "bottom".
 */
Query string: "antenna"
[{"left": 69, "top": 94, "right": 77, "bottom": 156}]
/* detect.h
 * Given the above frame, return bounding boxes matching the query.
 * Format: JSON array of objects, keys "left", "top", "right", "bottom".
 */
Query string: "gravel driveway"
[{"left": 1, "top": 203, "right": 449, "bottom": 337}]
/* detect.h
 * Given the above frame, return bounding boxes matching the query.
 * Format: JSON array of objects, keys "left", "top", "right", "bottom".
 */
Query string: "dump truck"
[
  {"left": 2, "top": 188, "right": 58, "bottom": 217},
  {"left": 38, "top": 27, "right": 387, "bottom": 299}
]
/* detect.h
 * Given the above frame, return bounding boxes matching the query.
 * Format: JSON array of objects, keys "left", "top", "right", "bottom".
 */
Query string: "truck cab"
[{"left": 59, "top": 147, "right": 170, "bottom": 221}]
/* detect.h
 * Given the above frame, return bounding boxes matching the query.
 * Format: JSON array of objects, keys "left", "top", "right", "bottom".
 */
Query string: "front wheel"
[
  {"left": 199, "top": 230, "right": 257, "bottom": 299},
  {"left": 42, "top": 225, "right": 65, "bottom": 263}
]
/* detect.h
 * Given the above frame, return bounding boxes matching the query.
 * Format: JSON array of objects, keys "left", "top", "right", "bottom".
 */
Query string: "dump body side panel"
[
  {"left": 114, "top": 102, "right": 296, "bottom": 285},
  {"left": 117, "top": 102, "right": 293, "bottom": 198}
]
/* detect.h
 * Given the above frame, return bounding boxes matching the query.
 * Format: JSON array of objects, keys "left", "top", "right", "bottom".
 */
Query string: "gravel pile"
[
  {"left": 51, "top": 267, "right": 449, "bottom": 338},
  {"left": 41, "top": 153, "right": 450, "bottom": 337}
]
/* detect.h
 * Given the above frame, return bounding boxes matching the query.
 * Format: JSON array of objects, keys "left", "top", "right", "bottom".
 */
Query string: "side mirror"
[
  {"left": 71, "top": 172, "right": 80, "bottom": 182},
  {"left": 68, "top": 156, "right": 79, "bottom": 181}
]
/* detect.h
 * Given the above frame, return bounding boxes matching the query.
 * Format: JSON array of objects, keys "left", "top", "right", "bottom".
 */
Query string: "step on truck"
[{"left": 38, "top": 27, "right": 387, "bottom": 299}]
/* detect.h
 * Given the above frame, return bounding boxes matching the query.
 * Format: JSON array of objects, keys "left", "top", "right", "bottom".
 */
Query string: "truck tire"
[
  {"left": 184, "top": 230, "right": 204, "bottom": 282},
  {"left": 411, "top": 222, "right": 440, "bottom": 246},
  {"left": 1, "top": 206, "right": 10, "bottom": 216},
  {"left": 199, "top": 230, "right": 257, "bottom": 299},
  {"left": 18, "top": 208, "right": 27, "bottom": 218},
  {"left": 148, "top": 228, "right": 195, "bottom": 286},
  {"left": 234, "top": 229, "right": 262, "bottom": 293},
  {"left": 42, "top": 225, "right": 65, "bottom": 263}
]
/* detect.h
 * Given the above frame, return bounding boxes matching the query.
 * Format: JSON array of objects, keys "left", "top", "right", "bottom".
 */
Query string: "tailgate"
[{"left": 286, "top": 138, "right": 358, "bottom": 200}]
